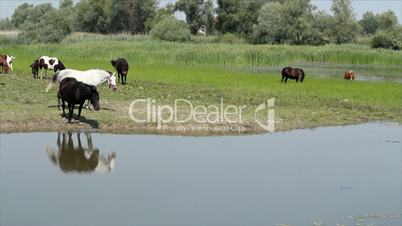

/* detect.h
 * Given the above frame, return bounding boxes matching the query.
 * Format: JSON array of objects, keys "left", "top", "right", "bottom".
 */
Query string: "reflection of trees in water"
[{"left": 46, "top": 132, "right": 116, "bottom": 173}]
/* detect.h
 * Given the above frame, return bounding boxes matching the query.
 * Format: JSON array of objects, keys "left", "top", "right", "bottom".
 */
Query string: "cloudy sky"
[{"left": 1, "top": 0, "right": 401, "bottom": 23}]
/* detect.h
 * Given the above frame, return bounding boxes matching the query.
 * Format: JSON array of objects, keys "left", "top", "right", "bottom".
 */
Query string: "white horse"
[
  {"left": 46, "top": 69, "right": 117, "bottom": 92},
  {"left": 47, "top": 69, "right": 117, "bottom": 109},
  {"left": 197, "top": 25, "right": 207, "bottom": 36},
  {"left": 46, "top": 132, "right": 116, "bottom": 174}
]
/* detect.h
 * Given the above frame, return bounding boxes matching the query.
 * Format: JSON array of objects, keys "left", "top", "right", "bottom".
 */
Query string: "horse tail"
[
  {"left": 45, "top": 71, "right": 60, "bottom": 92},
  {"left": 300, "top": 69, "right": 305, "bottom": 82}
]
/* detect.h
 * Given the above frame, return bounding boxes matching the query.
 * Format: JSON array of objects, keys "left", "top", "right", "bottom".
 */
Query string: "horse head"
[
  {"left": 53, "top": 60, "right": 66, "bottom": 72},
  {"left": 107, "top": 71, "right": 117, "bottom": 91},
  {"left": 88, "top": 85, "right": 100, "bottom": 111}
]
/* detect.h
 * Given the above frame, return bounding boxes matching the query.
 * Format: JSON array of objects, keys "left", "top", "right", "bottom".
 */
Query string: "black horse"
[
  {"left": 111, "top": 58, "right": 129, "bottom": 84},
  {"left": 58, "top": 77, "right": 100, "bottom": 123},
  {"left": 281, "top": 67, "right": 305, "bottom": 83},
  {"left": 46, "top": 132, "right": 116, "bottom": 173}
]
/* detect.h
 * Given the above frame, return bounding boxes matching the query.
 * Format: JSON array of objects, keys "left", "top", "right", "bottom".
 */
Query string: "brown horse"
[
  {"left": 281, "top": 67, "right": 305, "bottom": 83},
  {"left": 0, "top": 54, "right": 10, "bottom": 74},
  {"left": 344, "top": 70, "right": 355, "bottom": 80},
  {"left": 30, "top": 59, "right": 39, "bottom": 78}
]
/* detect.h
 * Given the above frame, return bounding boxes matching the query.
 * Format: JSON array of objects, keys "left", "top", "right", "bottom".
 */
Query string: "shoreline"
[{"left": 1, "top": 119, "right": 398, "bottom": 136}]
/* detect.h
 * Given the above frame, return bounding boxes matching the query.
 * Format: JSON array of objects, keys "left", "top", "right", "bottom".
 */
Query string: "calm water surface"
[{"left": 1, "top": 123, "right": 401, "bottom": 226}]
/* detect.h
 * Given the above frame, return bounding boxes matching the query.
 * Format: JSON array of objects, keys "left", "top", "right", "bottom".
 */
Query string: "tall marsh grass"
[{"left": 2, "top": 32, "right": 401, "bottom": 76}]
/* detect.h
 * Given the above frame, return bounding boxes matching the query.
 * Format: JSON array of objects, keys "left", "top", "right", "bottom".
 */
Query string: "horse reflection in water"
[{"left": 46, "top": 132, "right": 116, "bottom": 173}]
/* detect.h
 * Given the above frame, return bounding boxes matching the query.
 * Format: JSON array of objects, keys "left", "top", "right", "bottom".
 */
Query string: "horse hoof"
[{"left": 68, "top": 119, "right": 80, "bottom": 124}]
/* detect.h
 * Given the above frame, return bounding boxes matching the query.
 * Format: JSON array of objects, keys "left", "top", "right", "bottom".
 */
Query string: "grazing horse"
[
  {"left": 46, "top": 132, "right": 116, "bottom": 173},
  {"left": 111, "top": 58, "right": 129, "bottom": 84},
  {"left": 59, "top": 77, "right": 100, "bottom": 123},
  {"left": 281, "top": 67, "right": 305, "bottom": 83},
  {"left": 47, "top": 69, "right": 117, "bottom": 109},
  {"left": 344, "top": 70, "right": 355, "bottom": 80},
  {"left": 0, "top": 54, "right": 15, "bottom": 74},
  {"left": 37, "top": 56, "right": 65, "bottom": 79},
  {"left": 30, "top": 59, "right": 39, "bottom": 78}
]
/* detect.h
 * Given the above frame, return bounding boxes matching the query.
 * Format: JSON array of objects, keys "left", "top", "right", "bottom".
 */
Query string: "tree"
[
  {"left": 330, "top": 0, "right": 361, "bottom": 44},
  {"left": 359, "top": 11, "right": 379, "bottom": 35},
  {"left": 371, "top": 25, "right": 402, "bottom": 50},
  {"left": 11, "top": 3, "right": 34, "bottom": 28},
  {"left": 0, "top": 18, "right": 14, "bottom": 30},
  {"left": 59, "top": 0, "right": 74, "bottom": 32},
  {"left": 150, "top": 15, "right": 191, "bottom": 42},
  {"left": 175, "top": 0, "right": 214, "bottom": 34},
  {"left": 310, "top": 11, "right": 334, "bottom": 44},
  {"left": 377, "top": 10, "right": 398, "bottom": 31},
  {"left": 238, "top": 0, "right": 271, "bottom": 37},
  {"left": 60, "top": 0, "right": 74, "bottom": 9},
  {"left": 252, "top": 2, "right": 285, "bottom": 44},
  {"left": 107, "top": 0, "right": 132, "bottom": 33},
  {"left": 282, "top": 0, "right": 316, "bottom": 44},
  {"left": 129, "top": 0, "right": 157, "bottom": 33},
  {"left": 253, "top": 0, "right": 329, "bottom": 45},
  {"left": 18, "top": 3, "right": 72, "bottom": 43},
  {"left": 148, "top": 3, "right": 175, "bottom": 30},
  {"left": 74, "top": 0, "right": 108, "bottom": 33},
  {"left": 216, "top": 0, "right": 241, "bottom": 34}
]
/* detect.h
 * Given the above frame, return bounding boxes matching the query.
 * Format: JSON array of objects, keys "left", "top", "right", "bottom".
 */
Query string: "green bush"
[
  {"left": 371, "top": 26, "right": 402, "bottom": 50},
  {"left": 218, "top": 33, "right": 245, "bottom": 44},
  {"left": 150, "top": 16, "right": 190, "bottom": 42},
  {"left": 18, "top": 9, "right": 72, "bottom": 44}
]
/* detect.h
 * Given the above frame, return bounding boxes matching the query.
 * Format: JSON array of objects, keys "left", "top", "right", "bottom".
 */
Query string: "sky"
[{"left": 0, "top": 0, "right": 401, "bottom": 23}]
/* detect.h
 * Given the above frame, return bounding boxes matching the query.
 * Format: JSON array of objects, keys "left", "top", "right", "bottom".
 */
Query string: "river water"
[{"left": 0, "top": 123, "right": 401, "bottom": 226}]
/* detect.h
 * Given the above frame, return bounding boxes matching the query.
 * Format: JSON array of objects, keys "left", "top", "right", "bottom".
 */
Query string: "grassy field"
[{"left": 1, "top": 33, "right": 402, "bottom": 135}]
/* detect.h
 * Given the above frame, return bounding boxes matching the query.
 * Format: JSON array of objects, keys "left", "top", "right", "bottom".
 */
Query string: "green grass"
[
  {"left": 1, "top": 63, "right": 401, "bottom": 134},
  {"left": 1, "top": 33, "right": 401, "bottom": 134}
]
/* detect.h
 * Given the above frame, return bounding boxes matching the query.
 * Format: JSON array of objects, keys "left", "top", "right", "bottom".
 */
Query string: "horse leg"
[
  {"left": 78, "top": 103, "right": 84, "bottom": 121},
  {"left": 61, "top": 100, "right": 66, "bottom": 117},
  {"left": 57, "top": 92, "right": 62, "bottom": 110},
  {"left": 68, "top": 103, "right": 73, "bottom": 122},
  {"left": 281, "top": 75, "right": 284, "bottom": 83},
  {"left": 285, "top": 77, "right": 288, "bottom": 83},
  {"left": 118, "top": 73, "right": 121, "bottom": 84},
  {"left": 123, "top": 74, "right": 126, "bottom": 84}
]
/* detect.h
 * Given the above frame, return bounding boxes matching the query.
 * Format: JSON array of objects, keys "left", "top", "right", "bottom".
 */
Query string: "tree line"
[{"left": 0, "top": 0, "right": 401, "bottom": 49}]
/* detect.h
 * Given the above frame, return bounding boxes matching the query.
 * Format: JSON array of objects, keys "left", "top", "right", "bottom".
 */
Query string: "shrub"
[
  {"left": 371, "top": 26, "right": 402, "bottom": 50},
  {"left": 150, "top": 16, "right": 190, "bottom": 42},
  {"left": 16, "top": 3, "right": 73, "bottom": 44},
  {"left": 218, "top": 33, "right": 245, "bottom": 44}
]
